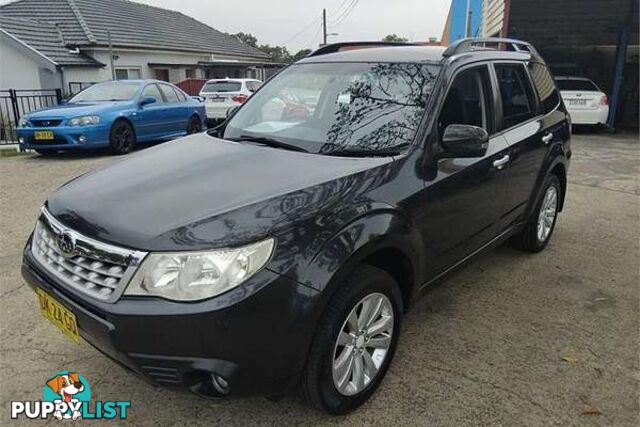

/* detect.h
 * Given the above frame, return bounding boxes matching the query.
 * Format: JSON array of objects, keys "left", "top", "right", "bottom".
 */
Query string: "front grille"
[
  {"left": 30, "top": 119, "right": 63, "bottom": 127},
  {"left": 30, "top": 208, "right": 147, "bottom": 302}
]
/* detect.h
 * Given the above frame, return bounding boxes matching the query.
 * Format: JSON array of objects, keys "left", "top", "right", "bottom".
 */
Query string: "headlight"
[
  {"left": 68, "top": 115, "right": 100, "bottom": 126},
  {"left": 18, "top": 117, "right": 28, "bottom": 127},
  {"left": 124, "top": 238, "right": 275, "bottom": 301}
]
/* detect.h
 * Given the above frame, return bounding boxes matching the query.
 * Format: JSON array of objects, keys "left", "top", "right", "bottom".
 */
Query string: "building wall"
[
  {"left": 0, "top": 34, "right": 60, "bottom": 90},
  {"left": 481, "top": 0, "right": 506, "bottom": 37}
]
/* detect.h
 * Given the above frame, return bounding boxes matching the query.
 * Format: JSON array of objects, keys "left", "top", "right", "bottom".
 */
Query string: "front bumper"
[
  {"left": 17, "top": 124, "right": 110, "bottom": 151},
  {"left": 22, "top": 241, "right": 321, "bottom": 398}
]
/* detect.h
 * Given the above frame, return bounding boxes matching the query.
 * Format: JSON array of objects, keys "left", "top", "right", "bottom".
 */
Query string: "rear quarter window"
[
  {"left": 494, "top": 63, "right": 537, "bottom": 130},
  {"left": 528, "top": 62, "right": 560, "bottom": 115}
]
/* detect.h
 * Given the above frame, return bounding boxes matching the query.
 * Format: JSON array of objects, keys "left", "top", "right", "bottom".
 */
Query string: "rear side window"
[
  {"left": 159, "top": 84, "right": 179, "bottom": 103},
  {"left": 174, "top": 88, "right": 187, "bottom": 102},
  {"left": 555, "top": 79, "right": 600, "bottom": 92},
  {"left": 495, "top": 64, "right": 536, "bottom": 129},
  {"left": 438, "top": 65, "right": 493, "bottom": 135},
  {"left": 529, "top": 62, "right": 560, "bottom": 114},
  {"left": 202, "top": 82, "right": 241, "bottom": 93}
]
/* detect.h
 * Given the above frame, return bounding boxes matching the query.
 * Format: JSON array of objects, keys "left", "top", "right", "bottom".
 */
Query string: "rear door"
[
  {"left": 493, "top": 61, "right": 565, "bottom": 230},
  {"left": 158, "top": 83, "right": 185, "bottom": 134},
  {"left": 419, "top": 63, "right": 511, "bottom": 274}
]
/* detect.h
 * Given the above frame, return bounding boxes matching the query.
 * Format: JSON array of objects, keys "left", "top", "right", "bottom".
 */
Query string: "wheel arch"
[{"left": 301, "top": 211, "right": 425, "bottom": 314}]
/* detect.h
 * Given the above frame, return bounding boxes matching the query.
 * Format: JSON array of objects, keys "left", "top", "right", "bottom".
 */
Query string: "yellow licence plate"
[
  {"left": 34, "top": 130, "right": 54, "bottom": 140},
  {"left": 36, "top": 288, "right": 80, "bottom": 343}
]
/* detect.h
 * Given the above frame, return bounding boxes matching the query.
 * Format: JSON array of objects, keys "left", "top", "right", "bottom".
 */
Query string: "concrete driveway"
[{"left": 0, "top": 132, "right": 638, "bottom": 426}]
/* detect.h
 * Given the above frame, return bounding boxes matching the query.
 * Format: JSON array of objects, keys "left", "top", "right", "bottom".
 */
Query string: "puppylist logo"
[{"left": 11, "top": 371, "right": 131, "bottom": 421}]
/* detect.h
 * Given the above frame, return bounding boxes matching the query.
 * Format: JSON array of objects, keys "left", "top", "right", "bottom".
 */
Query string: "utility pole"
[
  {"left": 322, "top": 8, "right": 327, "bottom": 46},
  {"left": 465, "top": 0, "right": 472, "bottom": 38},
  {"left": 108, "top": 29, "right": 115, "bottom": 80}
]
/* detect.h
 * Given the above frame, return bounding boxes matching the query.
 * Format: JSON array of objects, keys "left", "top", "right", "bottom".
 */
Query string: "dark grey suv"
[{"left": 22, "top": 38, "right": 570, "bottom": 414}]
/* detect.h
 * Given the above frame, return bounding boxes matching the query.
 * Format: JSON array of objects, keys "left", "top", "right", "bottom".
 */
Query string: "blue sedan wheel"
[{"left": 110, "top": 120, "right": 136, "bottom": 155}]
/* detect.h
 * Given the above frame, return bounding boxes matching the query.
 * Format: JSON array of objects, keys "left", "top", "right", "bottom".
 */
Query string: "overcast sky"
[{"left": 131, "top": 0, "right": 451, "bottom": 53}]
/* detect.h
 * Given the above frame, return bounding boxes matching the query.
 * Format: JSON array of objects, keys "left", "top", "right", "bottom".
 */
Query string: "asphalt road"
[{"left": 0, "top": 132, "right": 638, "bottom": 426}]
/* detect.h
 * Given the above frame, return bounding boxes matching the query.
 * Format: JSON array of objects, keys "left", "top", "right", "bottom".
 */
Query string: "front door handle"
[
  {"left": 542, "top": 133, "right": 553, "bottom": 144},
  {"left": 493, "top": 154, "right": 510, "bottom": 170}
]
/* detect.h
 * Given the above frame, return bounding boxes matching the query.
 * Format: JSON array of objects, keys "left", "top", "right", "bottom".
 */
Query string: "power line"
[
  {"left": 330, "top": 0, "right": 360, "bottom": 26},
  {"left": 280, "top": 17, "right": 322, "bottom": 45},
  {"left": 328, "top": 0, "right": 352, "bottom": 17}
]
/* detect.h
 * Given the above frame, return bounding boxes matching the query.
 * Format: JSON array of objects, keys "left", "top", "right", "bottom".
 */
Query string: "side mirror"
[
  {"left": 59, "top": 98, "right": 68, "bottom": 105},
  {"left": 226, "top": 105, "right": 240, "bottom": 118},
  {"left": 140, "top": 96, "right": 157, "bottom": 106},
  {"left": 441, "top": 124, "right": 489, "bottom": 158}
]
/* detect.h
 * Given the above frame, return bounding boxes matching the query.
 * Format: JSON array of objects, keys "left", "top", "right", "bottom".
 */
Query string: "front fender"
[{"left": 299, "top": 209, "right": 425, "bottom": 298}]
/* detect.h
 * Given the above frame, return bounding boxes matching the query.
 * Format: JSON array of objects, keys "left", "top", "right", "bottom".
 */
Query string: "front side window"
[
  {"left": 70, "top": 81, "right": 140, "bottom": 102},
  {"left": 438, "top": 65, "right": 492, "bottom": 136},
  {"left": 529, "top": 62, "right": 560, "bottom": 114},
  {"left": 142, "top": 84, "right": 164, "bottom": 103},
  {"left": 223, "top": 62, "right": 440, "bottom": 155},
  {"left": 159, "top": 84, "right": 179, "bottom": 103},
  {"left": 495, "top": 64, "right": 536, "bottom": 129}
]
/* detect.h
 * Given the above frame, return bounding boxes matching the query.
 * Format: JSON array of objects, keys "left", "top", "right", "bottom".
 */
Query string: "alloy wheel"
[
  {"left": 113, "top": 123, "right": 133, "bottom": 152},
  {"left": 332, "top": 293, "right": 394, "bottom": 396},
  {"left": 537, "top": 185, "right": 558, "bottom": 242}
]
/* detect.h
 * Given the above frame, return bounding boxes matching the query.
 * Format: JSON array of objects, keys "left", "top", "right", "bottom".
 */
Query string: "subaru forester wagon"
[{"left": 23, "top": 38, "right": 570, "bottom": 414}]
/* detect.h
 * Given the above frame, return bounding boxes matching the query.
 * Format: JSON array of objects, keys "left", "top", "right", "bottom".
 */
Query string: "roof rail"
[
  {"left": 443, "top": 37, "right": 541, "bottom": 60},
  {"left": 308, "top": 41, "right": 418, "bottom": 57}
]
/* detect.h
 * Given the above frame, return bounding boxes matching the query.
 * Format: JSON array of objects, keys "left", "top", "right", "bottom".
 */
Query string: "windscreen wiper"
[
  {"left": 324, "top": 144, "right": 410, "bottom": 158},
  {"left": 228, "top": 135, "right": 309, "bottom": 153}
]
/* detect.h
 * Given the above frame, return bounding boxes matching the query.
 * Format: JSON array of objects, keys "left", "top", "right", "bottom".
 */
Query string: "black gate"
[{"left": 0, "top": 89, "right": 62, "bottom": 144}]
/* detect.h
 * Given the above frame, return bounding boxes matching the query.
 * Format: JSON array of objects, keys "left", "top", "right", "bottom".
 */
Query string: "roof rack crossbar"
[
  {"left": 308, "top": 41, "right": 418, "bottom": 57},
  {"left": 443, "top": 37, "right": 540, "bottom": 60}
]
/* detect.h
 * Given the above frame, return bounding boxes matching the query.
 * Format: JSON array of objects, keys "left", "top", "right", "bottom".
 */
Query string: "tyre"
[
  {"left": 302, "top": 264, "right": 403, "bottom": 414},
  {"left": 109, "top": 120, "right": 136, "bottom": 155},
  {"left": 186, "top": 115, "right": 202, "bottom": 134},
  {"left": 510, "top": 174, "right": 561, "bottom": 252}
]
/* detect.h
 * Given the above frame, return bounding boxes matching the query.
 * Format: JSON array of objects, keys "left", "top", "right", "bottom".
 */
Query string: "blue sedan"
[{"left": 17, "top": 80, "right": 206, "bottom": 155}]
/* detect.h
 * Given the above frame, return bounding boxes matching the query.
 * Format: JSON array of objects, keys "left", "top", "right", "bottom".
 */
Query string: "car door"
[
  {"left": 419, "top": 64, "right": 511, "bottom": 275},
  {"left": 158, "top": 83, "right": 185, "bottom": 135},
  {"left": 136, "top": 83, "right": 168, "bottom": 141},
  {"left": 492, "top": 61, "right": 565, "bottom": 231}
]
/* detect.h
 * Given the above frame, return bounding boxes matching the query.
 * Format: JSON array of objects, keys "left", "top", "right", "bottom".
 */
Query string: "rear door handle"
[
  {"left": 493, "top": 154, "right": 510, "bottom": 170},
  {"left": 542, "top": 133, "right": 553, "bottom": 144}
]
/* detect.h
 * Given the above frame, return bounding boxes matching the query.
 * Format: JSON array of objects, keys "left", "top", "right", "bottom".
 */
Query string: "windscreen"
[
  {"left": 555, "top": 79, "right": 600, "bottom": 92},
  {"left": 202, "top": 82, "right": 242, "bottom": 93},
  {"left": 223, "top": 62, "right": 440, "bottom": 155},
  {"left": 70, "top": 81, "right": 141, "bottom": 102}
]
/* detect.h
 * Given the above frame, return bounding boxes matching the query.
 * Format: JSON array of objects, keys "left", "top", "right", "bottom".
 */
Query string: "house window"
[
  {"left": 185, "top": 68, "right": 195, "bottom": 79},
  {"left": 115, "top": 68, "right": 142, "bottom": 80}
]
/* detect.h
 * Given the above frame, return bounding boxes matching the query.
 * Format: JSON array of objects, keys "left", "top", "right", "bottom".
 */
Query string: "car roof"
[
  {"left": 299, "top": 46, "right": 447, "bottom": 64},
  {"left": 554, "top": 76, "right": 594, "bottom": 81},
  {"left": 204, "top": 78, "right": 260, "bottom": 83}
]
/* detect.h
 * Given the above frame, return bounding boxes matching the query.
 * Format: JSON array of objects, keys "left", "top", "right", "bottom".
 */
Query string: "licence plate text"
[
  {"left": 34, "top": 130, "right": 54, "bottom": 140},
  {"left": 36, "top": 288, "right": 80, "bottom": 343}
]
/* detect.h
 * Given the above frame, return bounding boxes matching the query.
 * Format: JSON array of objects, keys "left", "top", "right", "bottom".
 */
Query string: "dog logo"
[
  {"left": 45, "top": 372, "right": 89, "bottom": 420},
  {"left": 56, "top": 231, "right": 75, "bottom": 257},
  {"left": 11, "top": 371, "right": 130, "bottom": 420}
]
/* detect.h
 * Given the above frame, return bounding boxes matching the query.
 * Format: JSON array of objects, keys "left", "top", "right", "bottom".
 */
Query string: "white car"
[
  {"left": 555, "top": 76, "right": 609, "bottom": 126},
  {"left": 199, "top": 78, "right": 262, "bottom": 121}
]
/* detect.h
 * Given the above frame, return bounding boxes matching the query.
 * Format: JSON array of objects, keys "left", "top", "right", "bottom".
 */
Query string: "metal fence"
[
  {"left": 68, "top": 81, "right": 97, "bottom": 96},
  {"left": 0, "top": 89, "right": 62, "bottom": 144}
]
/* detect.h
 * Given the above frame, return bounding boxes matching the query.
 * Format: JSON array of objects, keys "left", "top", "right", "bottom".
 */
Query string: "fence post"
[
  {"left": 8, "top": 89, "right": 20, "bottom": 124},
  {"left": 55, "top": 88, "right": 63, "bottom": 104}
]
